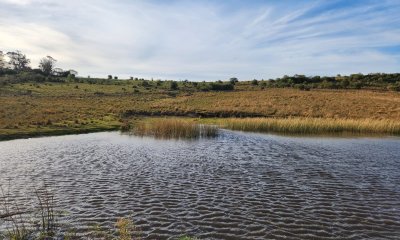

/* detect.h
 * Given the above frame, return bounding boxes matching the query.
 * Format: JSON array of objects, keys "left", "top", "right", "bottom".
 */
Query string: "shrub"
[
  {"left": 209, "top": 82, "right": 234, "bottom": 91},
  {"left": 229, "top": 77, "right": 239, "bottom": 85},
  {"left": 388, "top": 83, "right": 400, "bottom": 91},
  {"left": 170, "top": 81, "right": 178, "bottom": 90}
]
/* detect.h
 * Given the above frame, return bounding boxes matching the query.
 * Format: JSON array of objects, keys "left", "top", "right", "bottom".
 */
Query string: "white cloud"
[
  {"left": 0, "top": 0, "right": 399, "bottom": 80},
  {"left": 0, "top": 0, "right": 33, "bottom": 5}
]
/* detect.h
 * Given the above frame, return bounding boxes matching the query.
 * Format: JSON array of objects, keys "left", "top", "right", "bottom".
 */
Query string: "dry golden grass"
[
  {"left": 1, "top": 82, "right": 399, "bottom": 139},
  {"left": 214, "top": 117, "right": 400, "bottom": 135},
  {"left": 115, "top": 218, "right": 141, "bottom": 240},
  {"left": 131, "top": 118, "right": 218, "bottom": 139},
  {"left": 150, "top": 89, "right": 400, "bottom": 120}
]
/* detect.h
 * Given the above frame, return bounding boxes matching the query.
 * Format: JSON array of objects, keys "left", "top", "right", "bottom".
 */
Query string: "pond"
[{"left": 0, "top": 131, "right": 399, "bottom": 239}]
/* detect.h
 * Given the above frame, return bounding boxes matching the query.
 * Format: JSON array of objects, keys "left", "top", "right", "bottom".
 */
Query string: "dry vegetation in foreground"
[
  {"left": 1, "top": 82, "right": 399, "bottom": 139},
  {"left": 128, "top": 118, "right": 218, "bottom": 139},
  {"left": 0, "top": 183, "right": 198, "bottom": 240}
]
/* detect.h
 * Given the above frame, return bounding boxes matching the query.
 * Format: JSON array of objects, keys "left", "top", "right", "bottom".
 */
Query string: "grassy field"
[{"left": 1, "top": 81, "right": 399, "bottom": 140}]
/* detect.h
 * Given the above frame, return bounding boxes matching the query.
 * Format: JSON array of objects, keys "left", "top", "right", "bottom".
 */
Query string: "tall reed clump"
[
  {"left": 0, "top": 185, "right": 56, "bottom": 240},
  {"left": 1, "top": 184, "right": 143, "bottom": 240},
  {"left": 217, "top": 118, "right": 400, "bottom": 135},
  {"left": 132, "top": 118, "right": 218, "bottom": 139}
]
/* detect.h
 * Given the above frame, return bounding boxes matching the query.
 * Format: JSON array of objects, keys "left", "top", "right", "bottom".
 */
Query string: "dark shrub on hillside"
[
  {"left": 388, "top": 83, "right": 400, "bottom": 91},
  {"left": 0, "top": 68, "right": 17, "bottom": 76},
  {"left": 141, "top": 81, "right": 150, "bottom": 87},
  {"left": 209, "top": 82, "right": 234, "bottom": 91},
  {"left": 170, "top": 81, "right": 178, "bottom": 90}
]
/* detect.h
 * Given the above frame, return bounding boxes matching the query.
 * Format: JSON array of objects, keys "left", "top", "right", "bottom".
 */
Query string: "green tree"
[
  {"left": 39, "top": 56, "right": 57, "bottom": 75},
  {"left": 7, "top": 51, "right": 30, "bottom": 71},
  {"left": 170, "top": 81, "right": 178, "bottom": 90},
  {"left": 341, "top": 79, "right": 350, "bottom": 88},
  {"left": 230, "top": 77, "right": 238, "bottom": 85}
]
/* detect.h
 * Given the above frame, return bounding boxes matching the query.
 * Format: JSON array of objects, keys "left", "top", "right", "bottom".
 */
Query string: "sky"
[{"left": 0, "top": 0, "right": 400, "bottom": 81}]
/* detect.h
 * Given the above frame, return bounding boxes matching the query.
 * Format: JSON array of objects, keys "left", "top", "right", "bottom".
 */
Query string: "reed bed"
[
  {"left": 216, "top": 118, "right": 400, "bottom": 135},
  {"left": 132, "top": 118, "right": 218, "bottom": 139}
]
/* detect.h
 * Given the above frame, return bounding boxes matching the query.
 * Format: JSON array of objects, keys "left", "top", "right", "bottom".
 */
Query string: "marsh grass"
[
  {"left": 0, "top": 184, "right": 143, "bottom": 240},
  {"left": 215, "top": 117, "right": 400, "bottom": 135},
  {"left": 0, "top": 185, "right": 57, "bottom": 240},
  {"left": 115, "top": 218, "right": 141, "bottom": 240},
  {"left": 131, "top": 118, "right": 218, "bottom": 139}
]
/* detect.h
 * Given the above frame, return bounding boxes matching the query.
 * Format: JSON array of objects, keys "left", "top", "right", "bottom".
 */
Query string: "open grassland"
[
  {"left": 1, "top": 82, "right": 399, "bottom": 139},
  {"left": 147, "top": 89, "right": 400, "bottom": 119}
]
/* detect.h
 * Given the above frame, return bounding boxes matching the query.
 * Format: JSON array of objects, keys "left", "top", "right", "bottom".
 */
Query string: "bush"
[
  {"left": 67, "top": 73, "right": 76, "bottom": 81},
  {"left": 209, "top": 83, "right": 234, "bottom": 91},
  {"left": 170, "top": 81, "right": 178, "bottom": 90},
  {"left": 141, "top": 81, "right": 150, "bottom": 87},
  {"left": 229, "top": 77, "right": 239, "bottom": 85},
  {"left": 388, "top": 83, "right": 400, "bottom": 91}
]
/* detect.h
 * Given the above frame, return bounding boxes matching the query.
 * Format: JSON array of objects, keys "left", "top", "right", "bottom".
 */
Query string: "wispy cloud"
[{"left": 0, "top": 0, "right": 399, "bottom": 80}]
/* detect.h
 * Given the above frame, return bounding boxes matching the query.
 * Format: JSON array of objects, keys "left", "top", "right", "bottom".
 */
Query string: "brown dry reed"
[
  {"left": 132, "top": 118, "right": 218, "bottom": 139},
  {"left": 217, "top": 117, "right": 400, "bottom": 135}
]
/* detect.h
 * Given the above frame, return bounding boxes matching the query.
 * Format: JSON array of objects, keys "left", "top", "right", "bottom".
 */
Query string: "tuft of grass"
[
  {"left": 115, "top": 218, "right": 141, "bottom": 240},
  {"left": 131, "top": 118, "right": 218, "bottom": 139},
  {"left": 215, "top": 117, "right": 400, "bottom": 135}
]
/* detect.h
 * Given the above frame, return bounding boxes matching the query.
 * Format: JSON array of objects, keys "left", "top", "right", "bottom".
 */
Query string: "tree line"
[
  {"left": 259, "top": 74, "right": 400, "bottom": 91},
  {"left": 1, "top": 50, "right": 399, "bottom": 91}
]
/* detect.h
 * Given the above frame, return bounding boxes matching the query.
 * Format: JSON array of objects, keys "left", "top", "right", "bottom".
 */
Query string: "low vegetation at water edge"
[
  {"left": 211, "top": 117, "right": 400, "bottom": 135},
  {"left": 128, "top": 118, "right": 218, "bottom": 139}
]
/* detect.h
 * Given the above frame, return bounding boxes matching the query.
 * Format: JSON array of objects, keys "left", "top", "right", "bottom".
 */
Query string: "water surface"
[{"left": 0, "top": 131, "right": 399, "bottom": 239}]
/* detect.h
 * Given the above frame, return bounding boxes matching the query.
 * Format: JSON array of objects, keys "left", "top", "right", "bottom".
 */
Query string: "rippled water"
[{"left": 0, "top": 131, "right": 400, "bottom": 239}]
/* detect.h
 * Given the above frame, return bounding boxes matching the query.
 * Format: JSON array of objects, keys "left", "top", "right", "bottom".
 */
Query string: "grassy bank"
[
  {"left": 0, "top": 125, "right": 120, "bottom": 141},
  {"left": 1, "top": 81, "right": 399, "bottom": 140}
]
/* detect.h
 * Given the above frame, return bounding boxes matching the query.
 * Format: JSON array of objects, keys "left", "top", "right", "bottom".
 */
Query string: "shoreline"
[
  {"left": 0, "top": 126, "right": 120, "bottom": 141},
  {"left": 6, "top": 116, "right": 400, "bottom": 142}
]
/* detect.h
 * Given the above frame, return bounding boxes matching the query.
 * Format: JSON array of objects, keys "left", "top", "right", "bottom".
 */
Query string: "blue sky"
[{"left": 0, "top": 0, "right": 399, "bottom": 80}]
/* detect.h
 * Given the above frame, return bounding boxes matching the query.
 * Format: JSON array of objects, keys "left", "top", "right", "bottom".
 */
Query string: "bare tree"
[
  {"left": 39, "top": 56, "right": 57, "bottom": 75},
  {"left": 7, "top": 51, "right": 31, "bottom": 71}
]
